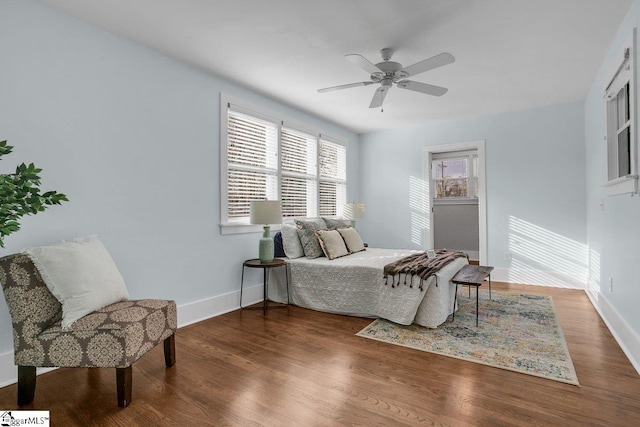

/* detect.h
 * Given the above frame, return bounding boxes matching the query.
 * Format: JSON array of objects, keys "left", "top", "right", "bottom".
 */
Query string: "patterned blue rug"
[{"left": 357, "top": 290, "right": 579, "bottom": 385}]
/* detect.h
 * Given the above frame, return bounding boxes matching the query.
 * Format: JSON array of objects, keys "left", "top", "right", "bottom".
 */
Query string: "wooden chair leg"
[
  {"left": 116, "top": 366, "right": 132, "bottom": 408},
  {"left": 17, "top": 366, "right": 36, "bottom": 406},
  {"left": 164, "top": 334, "right": 176, "bottom": 367}
]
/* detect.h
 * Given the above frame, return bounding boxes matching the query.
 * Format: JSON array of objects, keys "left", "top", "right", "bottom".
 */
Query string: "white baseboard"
[
  {"left": 586, "top": 284, "right": 640, "bottom": 375},
  {"left": 0, "top": 284, "right": 264, "bottom": 388},
  {"left": 491, "top": 267, "right": 585, "bottom": 289}
]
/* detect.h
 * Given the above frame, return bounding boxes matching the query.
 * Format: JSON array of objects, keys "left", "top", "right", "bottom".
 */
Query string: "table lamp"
[
  {"left": 250, "top": 200, "right": 282, "bottom": 263},
  {"left": 343, "top": 202, "right": 365, "bottom": 228}
]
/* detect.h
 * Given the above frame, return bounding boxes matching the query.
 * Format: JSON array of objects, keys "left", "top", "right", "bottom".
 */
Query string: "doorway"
[{"left": 423, "top": 140, "right": 487, "bottom": 264}]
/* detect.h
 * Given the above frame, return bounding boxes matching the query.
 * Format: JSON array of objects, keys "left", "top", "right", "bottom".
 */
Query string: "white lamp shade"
[
  {"left": 250, "top": 200, "right": 282, "bottom": 225},
  {"left": 343, "top": 203, "right": 365, "bottom": 221}
]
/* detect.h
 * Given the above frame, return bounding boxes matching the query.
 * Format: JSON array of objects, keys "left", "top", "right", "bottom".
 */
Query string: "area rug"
[{"left": 356, "top": 290, "right": 579, "bottom": 385}]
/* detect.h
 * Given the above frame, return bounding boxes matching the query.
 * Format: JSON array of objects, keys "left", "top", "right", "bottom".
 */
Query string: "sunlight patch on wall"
[
  {"left": 409, "top": 176, "right": 430, "bottom": 246},
  {"left": 508, "top": 216, "right": 587, "bottom": 288}
]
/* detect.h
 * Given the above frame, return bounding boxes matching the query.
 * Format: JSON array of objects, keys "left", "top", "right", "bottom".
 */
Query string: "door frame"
[{"left": 423, "top": 139, "right": 487, "bottom": 265}]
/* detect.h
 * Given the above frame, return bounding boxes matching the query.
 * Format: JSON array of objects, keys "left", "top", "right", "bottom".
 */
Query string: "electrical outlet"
[
  {"left": 608, "top": 277, "right": 613, "bottom": 292},
  {"left": 504, "top": 252, "right": 512, "bottom": 261}
]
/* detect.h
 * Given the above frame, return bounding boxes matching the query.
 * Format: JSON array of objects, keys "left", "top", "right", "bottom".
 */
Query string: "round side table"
[{"left": 240, "top": 258, "right": 289, "bottom": 314}]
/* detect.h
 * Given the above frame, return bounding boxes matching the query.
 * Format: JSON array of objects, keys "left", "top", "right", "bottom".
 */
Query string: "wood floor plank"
[{"left": 1, "top": 282, "right": 639, "bottom": 426}]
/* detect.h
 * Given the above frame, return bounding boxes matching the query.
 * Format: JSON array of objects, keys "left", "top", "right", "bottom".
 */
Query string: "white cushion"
[
  {"left": 24, "top": 236, "right": 130, "bottom": 328},
  {"left": 338, "top": 227, "right": 366, "bottom": 253},
  {"left": 281, "top": 224, "right": 304, "bottom": 258},
  {"left": 316, "top": 229, "right": 349, "bottom": 260}
]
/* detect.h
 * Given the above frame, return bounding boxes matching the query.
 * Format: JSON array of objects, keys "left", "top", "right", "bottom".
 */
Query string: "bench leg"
[
  {"left": 164, "top": 334, "right": 176, "bottom": 367},
  {"left": 476, "top": 285, "right": 479, "bottom": 327},
  {"left": 452, "top": 283, "right": 459, "bottom": 321},
  {"left": 17, "top": 366, "right": 36, "bottom": 406},
  {"left": 116, "top": 366, "right": 132, "bottom": 408}
]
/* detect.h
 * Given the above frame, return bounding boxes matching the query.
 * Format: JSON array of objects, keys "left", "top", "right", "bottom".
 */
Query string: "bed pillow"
[
  {"left": 322, "top": 217, "right": 350, "bottom": 230},
  {"left": 316, "top": 229, "right": 350, "bottom": 260},
  {"left": 295, "top": 218, "right": 327, "bottom": 259},
  {"left": 338, "top": 227, "right": 366, "bottom": 254},
  {"left": 281, "top": 224, "right": 304, "bottom": 258},
  {"left": 24, "top": 236, "right": 130, "bottom": 329}
]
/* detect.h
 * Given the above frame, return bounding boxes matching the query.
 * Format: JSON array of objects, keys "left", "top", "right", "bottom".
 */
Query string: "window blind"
[
  {"left": 222, "top": 96, "right": 348, "bottom": 228},
  {"left": 227, "top": 110, "right": 278, "bottom": 221},
  {"left": 281, "top": 128, "right": 317, "bottom": 217},
  {"left": 319, "top": 140, "right": 347, "bottom": 216}
]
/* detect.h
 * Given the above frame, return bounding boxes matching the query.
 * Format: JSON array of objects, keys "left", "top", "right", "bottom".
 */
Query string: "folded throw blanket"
[{"left": 383, "top": 249, "right": 468, "bottom": 291}]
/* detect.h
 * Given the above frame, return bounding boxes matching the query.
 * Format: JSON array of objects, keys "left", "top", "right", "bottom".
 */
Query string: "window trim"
[
  {"left": 603, "top": 28, "right": 639, "bottom": 196},
  {"left": 220, "top": 93, "right": 348, "bottom": 234}
]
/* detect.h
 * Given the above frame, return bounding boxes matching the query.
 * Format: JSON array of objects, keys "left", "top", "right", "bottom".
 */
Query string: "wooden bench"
[{"left": 451, "top": 264, "right": 494, "bottom": 327}]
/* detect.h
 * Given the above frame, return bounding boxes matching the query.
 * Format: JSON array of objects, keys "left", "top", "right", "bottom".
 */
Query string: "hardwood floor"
[{"left": 1, "top": 282, "right": 639, "bottom": 426}]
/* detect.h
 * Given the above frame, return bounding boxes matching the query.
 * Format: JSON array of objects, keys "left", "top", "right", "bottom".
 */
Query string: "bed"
[{"left": 269, "top": 247, "right": 468, "bottom": 328}]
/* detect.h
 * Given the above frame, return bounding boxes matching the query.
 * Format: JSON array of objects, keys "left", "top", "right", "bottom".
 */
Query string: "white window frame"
[
  {"left": 220, "top": 94, "right": 348, "bottom": 234},
  {"left": 431, "top": 150, "right": 479, "bottom": 204},
  {"left": 603, "top": 28, "right": 639, "bottom": 196}
]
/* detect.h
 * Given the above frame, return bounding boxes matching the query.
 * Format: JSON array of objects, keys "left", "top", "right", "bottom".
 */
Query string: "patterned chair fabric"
[{"left": 0, "top": 253, "right": 177, "bottom": 406}]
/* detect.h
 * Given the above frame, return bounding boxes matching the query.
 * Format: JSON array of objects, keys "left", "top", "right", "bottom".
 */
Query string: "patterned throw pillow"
[
  {"left": 295, "top": 218, "right": 327, "bottom": 259},
  {"left": 322, "top": 217, "right": 351, "bottom": 230},
  {"left": 316, "top": 229, "right": 349, "bottom": 260},
  {"left": 338, "top": 227, "right": 366, "bottom": 253}
]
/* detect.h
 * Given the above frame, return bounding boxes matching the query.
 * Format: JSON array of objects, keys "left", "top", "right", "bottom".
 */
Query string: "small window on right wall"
[{"left": 604, "top": 28, "right": 638, "bottom": 196}]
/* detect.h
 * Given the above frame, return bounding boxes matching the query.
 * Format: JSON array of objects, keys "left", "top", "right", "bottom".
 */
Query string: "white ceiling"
[{"left": 37, "top": 0, "right": 633, "bottom": 134}]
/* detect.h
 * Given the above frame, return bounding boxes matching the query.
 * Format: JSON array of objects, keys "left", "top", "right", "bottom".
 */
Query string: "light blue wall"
[
  {"left": 0, "top": 0, "right": 359, "bottom": 356},
  {"left": 359, "top": 102, "right": 587, "bottom": 284},
  {"left": 585, "top": 0, "right": 640, "bottom": 337}
]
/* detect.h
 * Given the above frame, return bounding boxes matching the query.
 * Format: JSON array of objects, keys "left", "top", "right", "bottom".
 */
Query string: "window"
[
  {"left": 226, "top": 111, "right": 278, "bottom": 220},
  {"left": 318, "top": 139, "right": 347, "bottom": 216},
  {"left": 431, "top": 150, "right": 478, "bottom": 200},
  {"left": 221, "top": 95, "right": 347, "bottom": 233},
  {"left": 604, "top": 29, "right": 638, "bottom": 196}
]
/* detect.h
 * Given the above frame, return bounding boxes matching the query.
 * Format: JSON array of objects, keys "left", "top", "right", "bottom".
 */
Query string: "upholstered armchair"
[{"left": 0, "top": 252, "right": 177, "bottom": 408}]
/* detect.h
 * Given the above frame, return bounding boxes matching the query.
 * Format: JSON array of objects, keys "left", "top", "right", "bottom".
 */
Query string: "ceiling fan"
[{"left": 318, "top": 48, "right": 455, "bottom": 109}]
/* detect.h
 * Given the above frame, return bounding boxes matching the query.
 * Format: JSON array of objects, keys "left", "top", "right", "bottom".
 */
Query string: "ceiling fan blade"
[
  {"left": 401, "top": 52, "right": 455, "bottom": 77},
  {"left": 397, "top": 80, "right": 448, "bottom": 96},
  {"left": 317, "top": 81, "right": 375, "bottom": 93},
  {"left": 345, "top": 54, "right": 381, "bottom": 74},
  {"left": 369, "top": 86, "right": 389, "bottom": 108}
]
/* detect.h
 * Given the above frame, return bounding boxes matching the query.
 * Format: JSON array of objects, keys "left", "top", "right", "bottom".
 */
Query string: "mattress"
[{"left": 269, "top": 248, "right": 468, "bottom": 328}]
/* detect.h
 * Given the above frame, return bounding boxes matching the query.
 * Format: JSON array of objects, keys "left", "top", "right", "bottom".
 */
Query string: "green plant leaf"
[{"left": 0, "top": 140, "right": 68, "bottom": 248}]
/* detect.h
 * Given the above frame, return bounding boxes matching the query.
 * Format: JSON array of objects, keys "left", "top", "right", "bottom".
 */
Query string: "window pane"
[
  {"left": 227, "top": 170, "right": 277, "bottom": 220},
  {"left": 319, "top": 181, "right": 346, "bottom": 216},
  {"left": 618, "top": 126, "right": 631, "bottom": 176},
  {"left": 228, "top": 111, "right": 278, "bottom": 170},
  {"left": 617, "top": 84, "right": 628, "bottom": 129},
  {"left": 282, "top": 128, "right": 316, "bottom": 175},
  {"left": 282, "top": 176, "right": 317, "bottom": 217},
  {"left": 432, "top": 158, "right": 469, "bottom": 198},
  {"left": 437, "top": 179, "right": 468, "bottom": 198},
  {"left": 319, "top": 141, "right": 346, "bottom": 180}
]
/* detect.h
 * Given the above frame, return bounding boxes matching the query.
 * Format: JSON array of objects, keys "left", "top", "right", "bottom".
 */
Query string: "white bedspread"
[{"left": 269, "top": 248, "right": 468, "bottom": 328}]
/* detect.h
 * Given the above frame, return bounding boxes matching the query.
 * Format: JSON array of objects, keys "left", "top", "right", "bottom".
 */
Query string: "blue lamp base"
[{"left": 258, "top": 225, "right": 274, "bottom": 263}]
